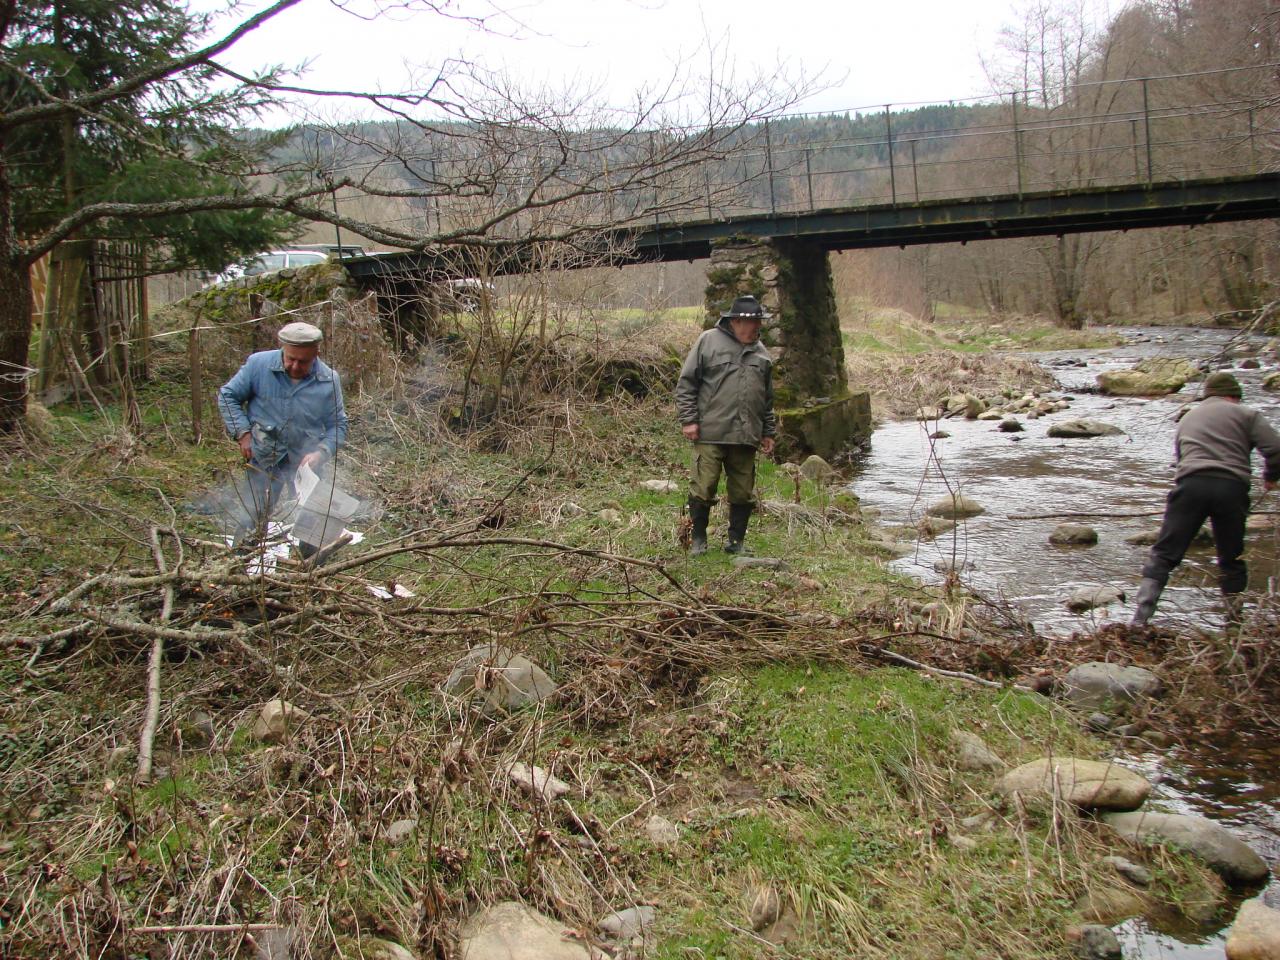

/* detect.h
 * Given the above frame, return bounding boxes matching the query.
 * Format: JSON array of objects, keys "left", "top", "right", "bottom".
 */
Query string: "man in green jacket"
[{"left": 675, "top": 295, "right": 777, "bottom": 554}]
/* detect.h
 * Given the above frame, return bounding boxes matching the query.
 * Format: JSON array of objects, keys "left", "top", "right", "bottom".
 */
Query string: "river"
[{"left": 849, "top": 326, "right": 1279, "bottom": 958}]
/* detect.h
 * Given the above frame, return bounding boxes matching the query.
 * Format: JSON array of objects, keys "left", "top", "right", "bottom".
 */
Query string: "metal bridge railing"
[{"left": 644, "top": 62, "right": 1278, "bottom": 226}]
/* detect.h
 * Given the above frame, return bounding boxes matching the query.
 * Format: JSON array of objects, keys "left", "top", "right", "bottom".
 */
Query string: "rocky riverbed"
[{"left": 852, "top": 325, "right": 1280, "bottom": 959}]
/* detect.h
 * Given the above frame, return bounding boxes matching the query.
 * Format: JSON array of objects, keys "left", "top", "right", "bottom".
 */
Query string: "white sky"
[{"left": 206, "top": 0, "right": 1084, "bottom": 126}]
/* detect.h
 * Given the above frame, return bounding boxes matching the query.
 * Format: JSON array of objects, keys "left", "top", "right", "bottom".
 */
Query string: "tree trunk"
[{"left": 0, "top": 254, "right": 33, "bottom": 432}]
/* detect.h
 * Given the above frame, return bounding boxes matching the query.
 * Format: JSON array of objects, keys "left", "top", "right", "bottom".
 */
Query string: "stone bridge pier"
[{"left": 703, "top": 237, "right": 871, "bottom": 460}]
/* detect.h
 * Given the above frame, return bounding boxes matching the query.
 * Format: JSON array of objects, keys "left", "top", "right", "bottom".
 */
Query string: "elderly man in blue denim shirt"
[{"left": 217, "top": 322, "right": 349, "bottom": 528}]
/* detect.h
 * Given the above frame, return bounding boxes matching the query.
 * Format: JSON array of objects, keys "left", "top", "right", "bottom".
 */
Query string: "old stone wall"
[{"left": 153, "top": 262, "right": 392, "bottom": 397}]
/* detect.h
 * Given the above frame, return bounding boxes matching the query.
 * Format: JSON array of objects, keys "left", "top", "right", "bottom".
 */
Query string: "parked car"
[{"left": 204, "top": 245, "right": 364, "bottom": 287}]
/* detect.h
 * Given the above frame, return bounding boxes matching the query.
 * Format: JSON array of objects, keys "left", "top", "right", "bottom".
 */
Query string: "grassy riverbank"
[{"left": 0, "top": 340, "right": 1230, "bottom": 959}]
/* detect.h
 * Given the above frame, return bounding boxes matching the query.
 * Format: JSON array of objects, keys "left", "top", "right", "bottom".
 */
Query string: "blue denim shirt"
[{"left": 217, "top": 349, "right": 349, "bottom": 471}]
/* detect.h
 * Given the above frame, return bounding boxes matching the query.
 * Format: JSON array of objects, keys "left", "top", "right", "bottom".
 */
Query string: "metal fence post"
[
  {"left": 1142, "top": 79, "right": 1153, "bottom": 183},
  {"left": 1130, "top": 118, "right": 1140, "bottom": 180},
  {"left": 1248, "top": 107, "right": 1257, "bottom": 173},
  {"left": 1012, "top": 92, "right": 1024, "bottom": 196},
  {"left": 764, "top": 118, "right": 777, "bottom": 216},
  {"left": 885, "top": 105, "right": 897, "bottom": 204},
  {"left": 805, "top": 148, "right": 814, "bottom": 211},
  {"left": 910, "top": 140, "right": 919, "bottom": 201}
]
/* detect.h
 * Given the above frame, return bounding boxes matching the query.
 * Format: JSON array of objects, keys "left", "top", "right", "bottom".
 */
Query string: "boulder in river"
[
  {"left": 1049, "top": 524, "right": 1099, "bottom": 546},
  {"left": 997, "top": 757, "right": 1150, "bottom": 811},
  {"left": 926, "top": 494, "right": 985, "bottom": 519},
  {"left": 998, "top": 418, "right": 1024, "bottom": 433},
  {"left": 1225, "top": 899, "right": 1280, "bottom": 960},
  {"left": 1134, "top": 356, "right": 1201, "bottom": 381},
  {"left": 1047, "top": 419, "right": 1125, "bottom": 439},
  {"left": 1065, "top": 585, "right": 1126, "bottom": 613},
  {"left": 1102, "top": 811, "right": 1269, "bottom": 886},
  {"left": 1262, "top": 371, "right": 1280, "bottom": 392},
  {"left": 1097, "top": 368, "right": 1187, "bottom": 396},
  {"left": 1063, "top": 662, "right": 1161, "bottom": 709}
]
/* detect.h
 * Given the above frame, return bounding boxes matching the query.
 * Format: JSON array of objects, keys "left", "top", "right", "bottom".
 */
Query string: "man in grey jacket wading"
[
  {"left": 1132, "top": 372, "right": 1280, "bottom": 626},
  {"left": 675, "top": 296, "right": 777, "bottom": 555}
]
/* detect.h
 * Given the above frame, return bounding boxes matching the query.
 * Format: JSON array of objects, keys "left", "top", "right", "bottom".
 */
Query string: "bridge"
[{"left": 340, "top": 64, "right": 1280, "bottom": 457}]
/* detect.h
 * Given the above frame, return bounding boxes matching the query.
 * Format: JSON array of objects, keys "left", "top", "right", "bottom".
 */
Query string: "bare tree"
[{"left": 0, "top": 0, "right": 813, "bottom": 433}]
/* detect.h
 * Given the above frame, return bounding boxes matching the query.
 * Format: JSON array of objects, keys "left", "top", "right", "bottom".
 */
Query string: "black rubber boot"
[
  {"left": 725, "top": 503, "right": 753, "bottom": 554},
  {"left": 687, "top": 498, "right": 711, "bottom": 556},
  {"left": 1131, "top": 577, "right": 1164, "bottom": 627}
]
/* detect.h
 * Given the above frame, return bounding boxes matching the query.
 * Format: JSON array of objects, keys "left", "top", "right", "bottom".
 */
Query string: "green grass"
[{"left": 0, "top": 350, "right": 1217, "bottom": 960}]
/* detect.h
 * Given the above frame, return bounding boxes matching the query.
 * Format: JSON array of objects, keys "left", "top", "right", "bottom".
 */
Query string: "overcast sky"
[{"left": 210, "top": 0, "right": 1112, "bottom": 126}]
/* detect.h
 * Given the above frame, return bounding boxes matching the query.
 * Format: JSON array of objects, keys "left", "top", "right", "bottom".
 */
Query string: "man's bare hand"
[
  {"left": 298, "top": 452, "right": 323, "bottom": 471},
  {"left": 682, "top": 423, "right": 700, "bottom": 441},
  {"left": 237, "top": 433, "right": 252, "bottom": 461},
  {"left": 760, "top": 436, "right": 776, "bottom": 456}
]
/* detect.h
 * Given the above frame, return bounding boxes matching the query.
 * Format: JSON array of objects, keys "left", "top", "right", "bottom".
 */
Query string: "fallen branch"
[
  {"left": 138, "top": 524, "right": 181, "bottom": 782},
  {"left": 131, "top": 922, "right": 285, "bottom": 935},
  {"left": 861, "top": 642, "right": 1032, "bottom": 692}
]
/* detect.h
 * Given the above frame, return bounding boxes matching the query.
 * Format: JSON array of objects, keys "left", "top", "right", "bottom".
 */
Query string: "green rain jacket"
[{"left": 675, "top": 317, "right": 776, "bottom": 447}]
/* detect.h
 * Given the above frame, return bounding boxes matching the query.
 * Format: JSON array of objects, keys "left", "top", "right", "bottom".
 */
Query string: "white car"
[{"left": 204, "top": 249, "right": 331, "bottom": 287}]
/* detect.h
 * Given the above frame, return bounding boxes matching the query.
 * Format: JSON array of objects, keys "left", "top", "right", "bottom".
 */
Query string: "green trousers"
[{"left": 688, "top": 442, "right": 757, "bottom": 506}]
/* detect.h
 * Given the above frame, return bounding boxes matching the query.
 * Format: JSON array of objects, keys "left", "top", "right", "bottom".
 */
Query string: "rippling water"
[{"left": 849, "top": 326, "right": 1280, "bottom": 957}]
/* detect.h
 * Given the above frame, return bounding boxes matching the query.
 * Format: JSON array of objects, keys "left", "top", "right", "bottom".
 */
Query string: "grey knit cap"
[{"left": 1202, "top": 372, "right": 1242, "bottom": 399}]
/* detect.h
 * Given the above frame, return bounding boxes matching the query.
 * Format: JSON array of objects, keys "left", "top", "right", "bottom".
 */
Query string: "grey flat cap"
[{"left": 277, "top": 321, "right": 324, "bottom": 345}]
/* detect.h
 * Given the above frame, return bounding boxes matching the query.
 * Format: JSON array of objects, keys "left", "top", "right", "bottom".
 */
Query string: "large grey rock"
[
  {"left": 918, "top": 516, "right": 958, "bottom": 537},
  {"left": 1065, "top": 585, "right": 1126, "bottom": 613},
  {"left": 382, "top": 819, "right": 417, "bottom": 845},
  {"left": 253, "top": 927, "right": 296, "bottom": 960},
  {"left": 459, "top": 901, "right": 594, "bottom": 960},
  {"left": 1102, "top": 855, "right": 1152, "bottom": 887},
  {"left": 1102, "top": 811, "right": 1270, "bottom": 886},
  {"left": 997, "top": 758, "right": 1150, "bottom": 811},
  {"left": 1134, "top": 356, "right": 1200, "bottom": 381},
  {"left": 365, "top": 940, "right": 417, "bottom": 960},
  {"left": 1075, "top": 923, "right": 1123, "bottom": 960},
  {"left": 1048, "top": 420, "right": 1125, "bottom": 438},
  {"left": 1097, "top": 369, "right": 1186, "bottom": 397},
  {"left": 252, "top": 700, "right": 312, "bottom": 743},
  {"left": 644, "top": 814, "right": 680, "bottom": 850},
  {"left": 926, "top": 494, "right": 985, "bottom": 519},
  {"left": 799, "top": 454, "right": 836, "bottom": 483},
  {"left": 507, "top": 762, "right": 571, "bottom": 803},
  {"left": 949, "top": 730, "right": 1004, "bottom": 772},
  {"left": 638, "top": 479, "right": 678, "bottom": 493},
  {"left": 1226, "top": 899, "right": 1280, "bottom": 960},
  {"left": 598, "top": 905, "right": 655, "bottom": 940},
  {"left": 1050, "top": 524, "right": 1099, "bottom": 546},
  {"left": 1063, "top": 663, "right": 1161, "bottom": 709},
  {"left": 732, "top": 556, "right": 788, "bottom": 570},
  {"left": 443, "top": 644, "right": 557, "bottom": 715}
]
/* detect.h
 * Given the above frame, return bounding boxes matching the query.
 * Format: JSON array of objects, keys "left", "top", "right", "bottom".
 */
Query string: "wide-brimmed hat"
[
  {"left": 721, "top": 295, "right": 768, "bottom": 321},
  {"left": 278, "top": 321, "right": 324, "bottom": 345},
  {"left": 1202, "top": 371, "right": 1242, "bottom": 399}
]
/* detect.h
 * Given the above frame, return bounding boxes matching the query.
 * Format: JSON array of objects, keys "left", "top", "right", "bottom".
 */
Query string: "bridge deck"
[{"left": 340, "top": 172, "right": 1280, "bottom": 281}]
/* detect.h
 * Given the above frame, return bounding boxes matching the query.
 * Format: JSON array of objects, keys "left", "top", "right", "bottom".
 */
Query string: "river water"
[{"left": 849, "top": 327, "right": 1280, "bottom": 957}]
